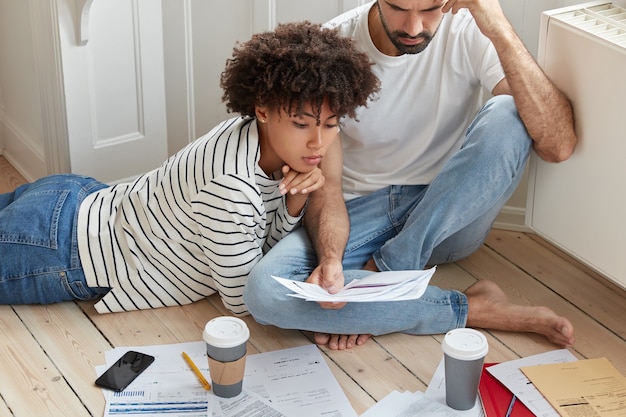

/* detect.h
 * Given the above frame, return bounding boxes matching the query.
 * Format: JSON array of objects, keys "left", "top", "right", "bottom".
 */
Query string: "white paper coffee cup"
[
  {"left": 203, "top": 317, "right": 250, "bottom": 398},
  {"left": 442, "top": 328, "right": 489, "bottom": 410}
]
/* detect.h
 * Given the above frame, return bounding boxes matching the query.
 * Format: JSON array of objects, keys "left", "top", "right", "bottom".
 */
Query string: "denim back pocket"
[{"left": 0, "top": 189, "right": 69, "bottom": 249}]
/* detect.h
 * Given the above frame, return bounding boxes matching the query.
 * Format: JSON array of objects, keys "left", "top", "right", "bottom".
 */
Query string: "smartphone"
[{"left": 95, "top": 350, "right": 155, "bottom": 392}]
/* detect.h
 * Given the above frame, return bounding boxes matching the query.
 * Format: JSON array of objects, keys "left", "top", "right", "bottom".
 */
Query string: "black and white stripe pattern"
[{"left": 78, "top": 116, "right": 302, "bottom": 315}]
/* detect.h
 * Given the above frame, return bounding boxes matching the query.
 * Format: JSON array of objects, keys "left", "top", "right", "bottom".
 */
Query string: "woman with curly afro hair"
[{"left": 0, "top": 22, "right": 380, "bottom": 317}]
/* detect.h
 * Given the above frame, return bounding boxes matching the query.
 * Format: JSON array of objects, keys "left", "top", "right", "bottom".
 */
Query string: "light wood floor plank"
[
  {"left": 373, "top": 333, "right": 443, "bottom": 387},
  {"left": 0, "top": 156, "right": 27, "bottom": 192},
  {"left": 0, "top": 306, "right": 91, "bottom": 416},
  {"left": 0, "top": 399, "right": 12, "bottom": 417},
  {"left": 78, "top": 301, "right": 187, "bottom": 347},
  {"left": 12, "top": 303, "right": 111, "bottom": 416}
]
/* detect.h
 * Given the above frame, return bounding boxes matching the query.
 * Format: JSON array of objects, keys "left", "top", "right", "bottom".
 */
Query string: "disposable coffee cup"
[
  {"left": 442, "top": 328, "right": 489, "bottom": 410},
  {"left": 203, "top": 316, "right": 250, "bottom": 398}
]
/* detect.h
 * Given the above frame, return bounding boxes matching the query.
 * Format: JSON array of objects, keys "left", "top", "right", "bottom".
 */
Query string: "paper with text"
[
  {"left": 487, "top": 349, "right": 578, "bottom": 417},
  {"left": 521, "top": 357, "right": 626, "bottom": 417},
  {"left": 272, "top": 267, "right": 436, "bottom": 302},
  {"left": 97, "top": 342, "right": 356, "bottom": 417}
]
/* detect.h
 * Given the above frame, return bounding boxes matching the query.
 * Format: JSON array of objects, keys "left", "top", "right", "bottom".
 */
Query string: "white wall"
[
  {"left": 0, "top": 0, "right": 47, "bottom": 181},
  {"left": 0, "top": 78, "right": 4, "bottom": 151}
]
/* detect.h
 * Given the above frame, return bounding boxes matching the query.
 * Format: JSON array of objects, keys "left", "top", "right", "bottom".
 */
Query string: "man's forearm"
[
  {"left": 304, "top": 186, "right": 349, "bottom": 263},
  {"left": 490, "top": 23, "right": 577, "bottom": 162}
]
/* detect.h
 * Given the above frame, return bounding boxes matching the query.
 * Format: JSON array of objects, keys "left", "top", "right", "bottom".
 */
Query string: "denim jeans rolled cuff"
[{"left": 0, "top": 174, "right": 109, "bottom": 304}]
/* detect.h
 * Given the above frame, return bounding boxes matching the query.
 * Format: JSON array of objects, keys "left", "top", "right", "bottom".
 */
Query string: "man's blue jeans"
[
  {"left": 243, "top": 95, "right": 532, "bottom": 336},
  {"left": 0, "top": 174, "right": 109, "bottom": 304}
]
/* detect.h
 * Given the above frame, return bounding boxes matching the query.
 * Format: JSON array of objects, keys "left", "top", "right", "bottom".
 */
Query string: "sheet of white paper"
[
  {"left": 360, "top": 390, "right": 474, "bottom": 417},
  {"left": 359, "top": 391, "right": 416, "bottom": 417},
  {"left": 486, "top": 349, "right": 578, "bottom": 417},
  {"left": 213, "top": 390, "right": 286, "bottom": 417},
  {"left": 272, "top": 267, "right": 436, "bottom": 302},
  {"left": 98, "top": 342, "right": 355, "bottom": 417},
  {"left": 425, "top": 358, "right": 485, "bottom": 417},
  {"left": 243, "top": 344, "right": 357, "bottom": 417}
]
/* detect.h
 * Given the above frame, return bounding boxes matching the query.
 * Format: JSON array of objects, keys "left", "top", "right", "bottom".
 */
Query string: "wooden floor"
[{"left": 1, "top": 155, "right": 625, "bottom": 417}]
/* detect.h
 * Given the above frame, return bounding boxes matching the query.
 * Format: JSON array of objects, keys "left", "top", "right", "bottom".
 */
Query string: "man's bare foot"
[
  {"left": 314, "top": 332, "right": 373, "bottom": 350},
  {"left": 464, "top": 280, "right": 575, "bottom": 347},
  {"left": 363, "top": 258, "right": 379, "bottom": 272}
]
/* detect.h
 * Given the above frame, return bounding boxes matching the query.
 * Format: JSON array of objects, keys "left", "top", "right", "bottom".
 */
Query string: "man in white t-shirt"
[{"left": 244, "top": 0, "right": 577, "bottom": 349}]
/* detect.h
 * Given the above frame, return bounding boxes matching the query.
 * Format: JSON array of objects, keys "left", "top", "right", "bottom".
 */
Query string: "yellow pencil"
[{"left": 182, "top": 351, "right": 211, "bottom": 391}]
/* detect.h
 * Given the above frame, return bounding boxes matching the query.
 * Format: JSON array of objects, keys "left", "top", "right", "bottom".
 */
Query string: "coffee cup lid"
[
  {"left": 203, "top": 317, "right": 250, "bottom": 348},
  {"left": 442, "top": 328, "right": 488, "bottom": 360}
]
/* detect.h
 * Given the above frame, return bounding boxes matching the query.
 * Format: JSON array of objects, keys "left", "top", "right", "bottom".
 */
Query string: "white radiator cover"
[{"left": 526, "top": 1, "right": 626, "bottom": 289}]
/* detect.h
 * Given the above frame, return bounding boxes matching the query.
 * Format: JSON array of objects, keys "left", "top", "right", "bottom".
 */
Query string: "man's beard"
[{"left": 377, "top": 2, "right": 436, "bottom": 55}]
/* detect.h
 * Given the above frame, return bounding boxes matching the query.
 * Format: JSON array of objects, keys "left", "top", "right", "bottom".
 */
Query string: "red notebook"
[{"left": 479, "top": 363, "right": 534, "bottom": 417}]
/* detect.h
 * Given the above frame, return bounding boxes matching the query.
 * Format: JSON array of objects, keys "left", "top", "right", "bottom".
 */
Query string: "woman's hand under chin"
[{"left": 280, "top": 164, "right": 325, "bottom": 217}]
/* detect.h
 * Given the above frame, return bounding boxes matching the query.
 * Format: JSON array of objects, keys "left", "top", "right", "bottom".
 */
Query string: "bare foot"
[
  {"left": 464, "top": 280, "right": 575, "bottom": 347},
  {"left": 363, "top": 258, "right": 379, "bottom": 272},
  {"left": 314, "top": 332, "right": 373, "bottom": 350}
]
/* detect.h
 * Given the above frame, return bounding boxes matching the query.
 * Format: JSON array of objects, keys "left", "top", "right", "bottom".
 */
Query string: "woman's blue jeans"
[
  {"left": 243, "top": 95, "right": 532, "bottom": 336},
  {"left": 0, "top": 174, "right": 109, "bottom": 304}
]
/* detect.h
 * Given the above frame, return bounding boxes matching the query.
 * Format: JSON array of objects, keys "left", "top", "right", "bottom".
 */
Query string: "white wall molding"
[
  {"left": 252, "top": 0, "right": 276, "bottom": 32},
  {"left": 162, "top": 0, "right": 196, "bottom": 154},
  {"left": 1, "top": 115, "right": 46, "bottom": 181},
  {"left": 182, "top": 0, "right": 196, "bottom": 145},
  {"left": 0, "top": 91, "right": 4, "bottom": 150},
  {"left": 30, "top": 0, "right": 71, "bottom": 175},
  {"left": 493, "top": 205, "right": 530, "bottom": 232}
]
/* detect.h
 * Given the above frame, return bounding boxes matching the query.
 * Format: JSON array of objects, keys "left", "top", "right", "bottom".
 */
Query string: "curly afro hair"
[{"left": 220, "top": 21, "right": 380, "bottom": 124}]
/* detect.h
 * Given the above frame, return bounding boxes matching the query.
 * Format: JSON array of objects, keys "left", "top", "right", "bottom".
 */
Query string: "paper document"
[
  {"left": 360, "top": 390, "right": 473, "bottom": 417},
  {"left": 272, "top": 267, "right": 436, "bottom": 302},
  {"left": 425, "top": 357, "right": 486, "bottom": 417},
  {"left": 521, "top": 357, "right": 626, "bottom": 417},
  {"left": 243, "top": 344, "right": 357, "bottom": 417},
  {"left": 360, "top": 357, "right": 487, "bottom": 417},
  {"left": 97, "top": 342, "right": 356, "bottom": 417},
  {"left": 487, "top": 349, "right": 578, "bottom": 417}
]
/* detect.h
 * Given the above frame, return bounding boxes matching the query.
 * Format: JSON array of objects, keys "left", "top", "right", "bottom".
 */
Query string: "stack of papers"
[
  {"left": 361, "top": 357, "right": 485, "bottom": 417},
  {"left": 272, "top": 267, "right": 436, "bottom": 302},
  {"left": 486, "top": 349, "right": 577, "bottom": 417},
  {"left": 486, "top": 349, "right": 626, "bottom": 417},
  {"left": 521, "top": 357, "right": 626, "bottom": 417},
  {"left": 97, "top": 343, "right": 357, "bottom": 417},
  {"left": 360, "top": 391, "right": 471, "bottom": 417}
]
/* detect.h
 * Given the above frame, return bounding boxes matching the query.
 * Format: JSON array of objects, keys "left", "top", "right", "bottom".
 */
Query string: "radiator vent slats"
[{"left": 551, "top": 3, "right": 626, "bottom": 47}]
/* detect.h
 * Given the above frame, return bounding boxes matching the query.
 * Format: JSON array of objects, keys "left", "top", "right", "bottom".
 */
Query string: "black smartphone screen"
[{"left": 95, "top": 350, "right": 155, "bottom": 392}]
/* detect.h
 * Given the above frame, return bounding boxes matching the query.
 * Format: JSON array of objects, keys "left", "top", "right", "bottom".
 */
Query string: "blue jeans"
[
  {"left": 243, "top": 95, "right": 531, "bottom": 335},
  {"left": 0, "top": 174, "right": 109, "bottom": 304}
]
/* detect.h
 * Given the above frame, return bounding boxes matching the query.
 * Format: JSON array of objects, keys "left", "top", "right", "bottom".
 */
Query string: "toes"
[{"left": 314, "top": 332, "right": 331, "bottom": 345}]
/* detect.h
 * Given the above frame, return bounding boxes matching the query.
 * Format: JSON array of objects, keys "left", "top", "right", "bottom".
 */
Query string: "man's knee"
[{"left": 470, "top": 95, "right": 531, "bottom": 165}]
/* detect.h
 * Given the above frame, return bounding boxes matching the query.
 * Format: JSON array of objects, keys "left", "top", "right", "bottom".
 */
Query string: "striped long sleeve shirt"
[{"left": 77, "top": 116, "right": 303, "bottom": 315}]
